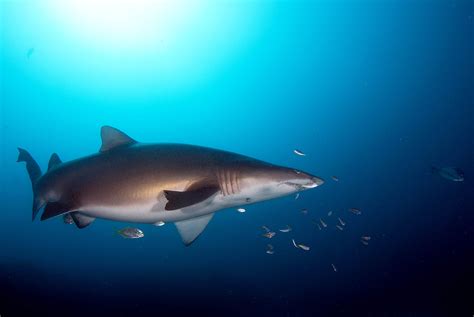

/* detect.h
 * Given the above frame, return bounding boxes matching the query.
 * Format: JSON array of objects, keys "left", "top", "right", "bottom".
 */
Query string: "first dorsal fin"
[
  {"left": 100, "top": 126, "right": 137, "bottom": 152},
  {"left": 47, "top": 153, "right": 62, "bottom": 171}
]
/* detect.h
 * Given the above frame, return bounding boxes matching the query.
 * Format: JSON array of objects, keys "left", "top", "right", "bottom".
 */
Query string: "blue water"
[{"left": 1, "top": 1, "right": 473, "bottom": 316}]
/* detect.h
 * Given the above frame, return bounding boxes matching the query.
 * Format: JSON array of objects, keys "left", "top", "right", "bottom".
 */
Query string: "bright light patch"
[
  {"left": 5, "top": 0, "right": 269, "bottom": 98},
  {"left": 53, "top": 0, "right": 197, "bottom": 51}
]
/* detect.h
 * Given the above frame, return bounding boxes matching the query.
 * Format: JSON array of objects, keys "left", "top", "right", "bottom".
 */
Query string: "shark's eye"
[{"left": 246, "top": 198, "right": 251, "bottom": 202}]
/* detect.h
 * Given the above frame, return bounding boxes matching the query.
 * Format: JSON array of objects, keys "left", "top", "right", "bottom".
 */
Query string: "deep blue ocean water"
[{"left": 1, "top": 1, "right": 473, "bottom": 316}]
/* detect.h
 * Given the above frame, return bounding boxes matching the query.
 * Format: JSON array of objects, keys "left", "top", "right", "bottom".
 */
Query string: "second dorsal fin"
[
  {"left": 99, "top": 126, "right": 137, "bottom": 152},
  {"left": 47, "top": 153, "right": 62, "bottom": 171}
]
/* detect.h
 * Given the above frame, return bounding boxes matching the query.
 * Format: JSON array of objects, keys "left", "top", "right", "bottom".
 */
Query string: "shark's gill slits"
[{"left": 217, "top": 169, "right": 240, "bottom": 196}]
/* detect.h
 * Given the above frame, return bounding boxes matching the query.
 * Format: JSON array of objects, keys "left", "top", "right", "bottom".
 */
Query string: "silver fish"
[
  {"left": 338, "top": 217, "right": 345, "bottom": 226},
  {"left": 349, "top": 208, "right": 362, "bottom": 215},
  {"left": 319, "top": 218, "right": 327, "bottom": 228},
  {"left": 298, "top": 244, "right": 310, "bottom": 251},
  {"left": 293, "top": 149, "right": 306, "bottom": 156},
  {"left": 432, "top": 166, "right": 464, "bottom": 182},
  {"left": 117, "top": 227, "right": 144, "bottom": 239},
  {"left": 262, "top": 231, "right": 276, "bottom": 239},
  {"left": 279, "top": 225, "right": 292, "bottom": 233}
]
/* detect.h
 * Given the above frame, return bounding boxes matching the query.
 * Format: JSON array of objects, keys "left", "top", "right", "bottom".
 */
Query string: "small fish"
[
  {"left": 292, "top": 239, "right": 299, "bottom": 248},
  {"left": 236, "top": 208, "right": 246, "bottom": 213},
  {"left": 117, "top": 227, "right": 144, "bottom": 239},
  {"left": 262, "top": 231, "right": 276, "bottom": 239},
  {"left": 155, "top": 221, "right": 165, "bottom": 226},
  {"left": 432, "top": 166, "right": 464, "bottom": 182},
  {"left": 319, "top": 218, "right": 327, "bottom": 228},
  {"left": 317, "top": 224, "right": 321, "bottom": 230},
  {"left": 295, "top": 193, "right": 300, "bottom": 200},
  {"left": 338, "top": 217, "right": 346, "bottom": 226},
  {"left": 349, "top": 208, "right": 362, "bottom": 215},
  {"left": 361, "top": 236, "right": 371, "bottom": 241},
  {"left": 262, "top": 225, "right": 271, "bottom": 233},
  {"left": 336, "top": 225, "right": 344, "bottom": 231},
  {"left": 266, "top": 244, "right": 274, "bottom": 254},
  {"left": 331, "top": 264, "right": 337, "bottom": 272},
  {"left": 301, "top": 208, "right": 308, "bottom": 215},
  {"left": 63, "top": 213, "right": 74, "bottom": 225},
  {"left": 279, "top": 225, "right": 292, "bottom": 233},
  {"left": 327, "top": 210, "right": 333, "bottom": 216},
  {"left": 26, "top": 47, "right": 34, "bottom": 58},
  {"left": 360, "top": 240, "right": 369, "bottom": 246},
  {"left": 331, "top": 176, "right": 339, "bottom": 182},
  {"left": 298, "top": 244, "right": 310, "bottom": 251},
  {"left": 293, "top": 149, "right": 306, "bottom": 156}
]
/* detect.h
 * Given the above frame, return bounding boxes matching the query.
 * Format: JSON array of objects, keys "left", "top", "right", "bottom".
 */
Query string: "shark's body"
[{"left": 18, "top": 126, "right": 324, "bottom": 245}]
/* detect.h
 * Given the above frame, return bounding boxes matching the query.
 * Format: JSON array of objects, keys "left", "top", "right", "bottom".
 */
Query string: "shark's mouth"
[{"left": 280, "top": 182, "right": 313, "bottom": 191}]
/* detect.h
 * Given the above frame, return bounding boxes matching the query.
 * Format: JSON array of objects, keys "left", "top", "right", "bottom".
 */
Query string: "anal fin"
[
  {"left": 70, "top": 212, "right": 95, "bottom": 229},
  {"left": 174, "top": 213, "right": 214, "bottom": 246}
]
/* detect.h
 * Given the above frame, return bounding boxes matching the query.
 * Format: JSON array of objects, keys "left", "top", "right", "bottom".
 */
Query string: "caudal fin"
[{"left": 17, "top": 148, "right": 44, "bottom": 219}]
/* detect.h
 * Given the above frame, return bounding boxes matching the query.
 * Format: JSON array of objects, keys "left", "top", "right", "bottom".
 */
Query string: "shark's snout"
[{"left": 302, "top": 176, "right": 324, "bottom": 188}]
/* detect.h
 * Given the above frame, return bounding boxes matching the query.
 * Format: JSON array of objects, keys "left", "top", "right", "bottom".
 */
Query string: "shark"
[{"left": 18, "top": 126, "right": 324, "bottom": 245}]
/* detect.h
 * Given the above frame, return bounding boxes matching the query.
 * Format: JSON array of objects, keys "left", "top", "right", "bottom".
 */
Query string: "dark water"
[{"left": 1, "top": 1, "right": 473, "bottom": 316}]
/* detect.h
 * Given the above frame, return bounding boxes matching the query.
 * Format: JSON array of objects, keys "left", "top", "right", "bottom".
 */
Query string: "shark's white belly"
[{"left": 77, "top": 193, "right": 232, "bottom": 224}]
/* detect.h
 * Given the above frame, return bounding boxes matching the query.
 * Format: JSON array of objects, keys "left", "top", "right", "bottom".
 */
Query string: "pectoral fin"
[
  {"left": 70, "top": 212, "right": 96, "bottom": 229},
  {"left": 164, "top": 185, "right": 219, "bottom": 211},
  {"left": 174, "top": 213, "right": 214, "bottom": 246},
  {"left": 41, "top": 202, "right": 71, "bottom": 221}
]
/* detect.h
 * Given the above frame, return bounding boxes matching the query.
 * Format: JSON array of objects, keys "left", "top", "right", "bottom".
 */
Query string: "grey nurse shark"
[{"left": 18, "top": 126, "right": 324, "bottom": 246}]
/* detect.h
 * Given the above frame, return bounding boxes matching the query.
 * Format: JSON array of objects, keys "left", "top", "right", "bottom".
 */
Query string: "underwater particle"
[
  {"left": 26, "top": 47, "right": 34, "bottom": 58},
  {"left": 262, "top": 225, "right": 271, "bottom": 233},
  {"left": 432, "top": 166, "right": 464, "bottom": 182},
  {"left": 301, "top": 208, "right": 308, "bottom": 215},
  {"left": 319, "top": 218, "right": 327, "bottom": 228},
  {"left": 349, "top": 208, "right": 362, "bottom": 215},
  {"left": 266, "top": 244, "right": 274, "bottom": 254},
  {"left": 331, "top": 264, "right": 337, "bottom": 272},
  {"left": 298, "top": 244, "right": 310, "bottom": 251},
  {"left": 236, "top": 208, "right": 246, "bottom": 213},
  {"left": 117, "top": 227, "right": 144, "bottom": 239},
  {"left": 295, "top": 193, "right": 300, "bottom": 200},
  {"left": 331, "top": 176, "right": 339, "bottom": 182},
  {"left": 63, "top": 213, "right": 74, "bottom": 224},
  {"left": 279, "top": 225, "right": 292, "bottom": 233},
  {"left": 338, "top": 217, "right": 346, "bottom": 226},
  {"left": 361, "top": 236, "right": 371, "bottom": 241},
  {"left": 336, "top": 225, "right": 344, "bottom": 231},
  {"left": 328, "top": 210, "right": 333, "bottom": 216},
  {"left": 293, "top": 149, "right": 306, "bottom": 156},
  {"left": 360, "top": 239, "right": 369, "bottom": 246},
  {"left": 262, "top": 231, "right": 276, "bottom": 239}
]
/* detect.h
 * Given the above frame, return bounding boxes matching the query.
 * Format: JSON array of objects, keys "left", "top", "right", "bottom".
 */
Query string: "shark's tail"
[{"left": 17, "top": 148, "right": 44, "bottom": 220}]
